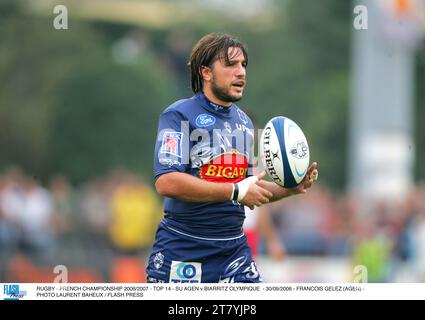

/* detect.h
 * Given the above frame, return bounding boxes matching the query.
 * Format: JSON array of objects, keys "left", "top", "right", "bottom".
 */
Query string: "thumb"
[{"left": 257, "top": 171, "right": 267, "bottom": 181}]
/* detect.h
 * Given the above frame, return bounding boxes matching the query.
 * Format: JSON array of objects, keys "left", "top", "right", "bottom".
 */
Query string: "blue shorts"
[{"left": 146, "top": 223, "right": 262, "bottom": 283}]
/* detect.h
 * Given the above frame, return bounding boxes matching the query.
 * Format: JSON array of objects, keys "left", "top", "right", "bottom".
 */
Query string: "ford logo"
[{"left": 195, "top": 114, "right": 216, "bottom": 127}]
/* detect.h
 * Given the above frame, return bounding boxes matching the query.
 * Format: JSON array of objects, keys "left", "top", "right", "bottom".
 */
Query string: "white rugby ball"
[{"left": 259, "top": 116, "right": 310, "bottom": 188}]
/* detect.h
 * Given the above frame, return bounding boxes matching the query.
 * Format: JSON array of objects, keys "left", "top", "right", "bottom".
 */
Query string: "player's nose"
[{"left": 235, "top": 63, "right": 246, "bottom": 77}]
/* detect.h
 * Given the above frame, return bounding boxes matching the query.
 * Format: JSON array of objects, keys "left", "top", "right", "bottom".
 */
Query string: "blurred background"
[{"left": 0, "top": 0, "right": 424, "bottom": 283}]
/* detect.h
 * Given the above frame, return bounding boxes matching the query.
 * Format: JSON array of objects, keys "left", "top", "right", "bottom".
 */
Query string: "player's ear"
[{"left": 200, "top": 65, "right": 212, "bottom": 82}]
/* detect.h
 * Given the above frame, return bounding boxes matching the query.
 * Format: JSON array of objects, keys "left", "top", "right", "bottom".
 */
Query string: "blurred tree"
[
  {"left": 0, "top": 5, "right": 174, "bottom": 184},
  {"left": 49, "top": 51, "right": 173, "bottom": 184},
  {"left": 0, "top": 7, "right": 98, "bottom": 177}
]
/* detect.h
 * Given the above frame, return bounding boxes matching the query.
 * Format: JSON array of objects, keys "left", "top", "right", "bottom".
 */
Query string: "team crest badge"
[
  {"left": 160, "top": 132, "right": 183, "bottom": 158},
  {"left": 154, "top": 252, "right": 164, "bottom": 270}
]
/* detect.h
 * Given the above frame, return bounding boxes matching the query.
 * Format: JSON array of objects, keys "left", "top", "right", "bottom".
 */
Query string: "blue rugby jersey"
[{"left": 153, "top": 93, "right": 254, "bottom": 239}]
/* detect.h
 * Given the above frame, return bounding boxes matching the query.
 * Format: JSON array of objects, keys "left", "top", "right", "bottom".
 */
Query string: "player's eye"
[{"left": 226, "top": 61, "right": 247, "bottom": 69}]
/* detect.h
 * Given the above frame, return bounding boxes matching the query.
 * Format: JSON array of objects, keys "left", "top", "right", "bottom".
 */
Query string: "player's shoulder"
[
  {"left": 232, "top": 104, "right": 254, "bottom": 127},
  {"left": 161, "top": 96, "right": 199, "bottom": 117}
]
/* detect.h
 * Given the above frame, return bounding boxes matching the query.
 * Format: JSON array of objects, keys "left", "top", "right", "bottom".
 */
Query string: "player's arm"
[
  {"left": 256, "top": 162, "right": 319, "bottom": 203},
  {"left": 156, "top": 172, "right": 232, "bottom": 202},
  {"left": 155, "top": 171, "right": 273, "bottom": 209}
]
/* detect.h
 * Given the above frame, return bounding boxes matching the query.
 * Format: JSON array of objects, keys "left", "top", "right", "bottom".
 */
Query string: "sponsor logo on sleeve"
[{"left": 160, "top": 132, "right": 183, "bottom": 158}]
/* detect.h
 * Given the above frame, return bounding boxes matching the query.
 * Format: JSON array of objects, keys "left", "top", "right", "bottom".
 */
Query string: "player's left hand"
[{"left": 288, "top": 162, "right": 318, "bottom": 195}]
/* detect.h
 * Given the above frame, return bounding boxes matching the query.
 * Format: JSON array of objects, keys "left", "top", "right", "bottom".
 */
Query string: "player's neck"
[{"left": 202, "top": 89, "right": 232, "bottom": 107}]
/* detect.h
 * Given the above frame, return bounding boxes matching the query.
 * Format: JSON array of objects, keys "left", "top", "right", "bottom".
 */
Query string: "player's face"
[{"left": 203, "top": 47, "right": 247, "bottom": 105}]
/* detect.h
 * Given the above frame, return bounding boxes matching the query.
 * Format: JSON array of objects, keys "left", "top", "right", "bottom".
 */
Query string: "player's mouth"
[{"left": 231, "top": 80, "right": 245, "bottom": 91}]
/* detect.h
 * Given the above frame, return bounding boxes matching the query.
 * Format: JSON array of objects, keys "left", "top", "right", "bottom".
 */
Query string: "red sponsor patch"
[{"left": 199, "top": 150, "right": 248, "bottom": 183}]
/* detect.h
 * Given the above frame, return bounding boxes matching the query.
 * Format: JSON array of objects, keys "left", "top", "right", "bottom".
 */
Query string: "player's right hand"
[{"left": 238, "top": 172, "right": 273, "bottom": 209}]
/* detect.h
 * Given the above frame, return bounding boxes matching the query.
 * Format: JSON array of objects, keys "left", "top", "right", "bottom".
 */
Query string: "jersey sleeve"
[{"left": 153, "top": 109, "right": 191, "bottom": 180}]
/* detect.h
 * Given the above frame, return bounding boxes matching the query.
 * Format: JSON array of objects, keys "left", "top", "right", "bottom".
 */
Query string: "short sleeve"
[{"left": 153, "top": 109, "right": 191, "bottom": 180}]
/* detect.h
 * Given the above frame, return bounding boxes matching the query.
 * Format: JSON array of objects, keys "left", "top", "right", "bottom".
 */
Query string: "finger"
[
  {"left": 260, "top": 196, "right": 270, "bottom": 204},
  {"left": 304, "top": 169, "right": 316, "bottom": 183},
  {"left": 306, "top": 162, "right": 318, "bottom": 175},
  {"left": 301, "top": 175, "right": 311, "bottom": 185},
  {"left": 256, "top": 171, "right": 267, "bottom": 181},
  {"left": 310, "top": 169, "right": 318, "bottom": 181},
  {"left": 297, "top": 184, "right": 308, "bottom": 193},
  {"left": 305, "top": 178, "right": 313, "bottom": 187},
  {"left": 259, "top": 188, "right": 273, "bottom": 199}
]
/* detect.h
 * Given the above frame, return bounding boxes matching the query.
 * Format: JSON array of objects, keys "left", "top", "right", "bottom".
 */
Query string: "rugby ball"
[{"left": 259, "top": 116, "right": 309, "bottom": 188}]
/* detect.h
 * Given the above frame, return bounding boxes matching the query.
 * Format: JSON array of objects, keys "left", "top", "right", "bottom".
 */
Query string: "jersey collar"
[{"left": 196, "top": 93, "right": 233, "bottom": 114}]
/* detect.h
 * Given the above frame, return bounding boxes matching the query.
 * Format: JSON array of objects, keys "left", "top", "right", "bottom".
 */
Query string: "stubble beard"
[{"left": 210, "top": 77, "right": 243, "bottom": 103}]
